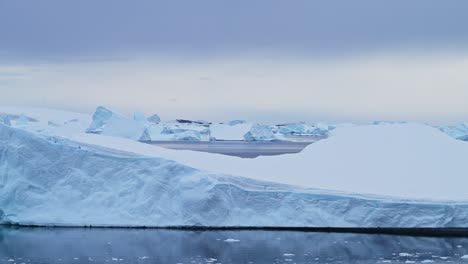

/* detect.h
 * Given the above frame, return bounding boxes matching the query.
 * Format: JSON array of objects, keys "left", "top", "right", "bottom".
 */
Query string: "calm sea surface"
[{"left": 2, "top": 227, "right": 468, "bottom": 264}]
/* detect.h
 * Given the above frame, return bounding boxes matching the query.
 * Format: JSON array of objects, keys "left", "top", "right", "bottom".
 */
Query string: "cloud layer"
[{"left": 1, "top": 51, "right": 467, "bottom": 124}]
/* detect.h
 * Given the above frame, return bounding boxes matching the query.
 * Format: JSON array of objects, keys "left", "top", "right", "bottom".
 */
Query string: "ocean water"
[{"left": 2, "top": 227, "right": 468, "bottom": 263}]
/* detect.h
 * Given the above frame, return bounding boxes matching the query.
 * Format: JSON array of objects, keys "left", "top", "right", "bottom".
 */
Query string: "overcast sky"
[{"left": 1, "top": 0, "right": 468, "bottom": 123}]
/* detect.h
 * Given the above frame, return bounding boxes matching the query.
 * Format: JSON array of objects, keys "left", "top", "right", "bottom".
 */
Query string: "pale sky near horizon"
[{"left": 1, "top": 0, "right": 468, "bottom": 123}]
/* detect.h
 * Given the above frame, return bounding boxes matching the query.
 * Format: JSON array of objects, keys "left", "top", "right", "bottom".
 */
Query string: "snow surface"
[{"left": 2, "top": 124, "right": 468, "bottom": 227}]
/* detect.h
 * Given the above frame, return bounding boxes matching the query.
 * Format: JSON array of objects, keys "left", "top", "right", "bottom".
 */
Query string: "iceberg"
[
  {"left": 275, "top": 122, "right": 322, "bottom": 136},
  {"left": 141, "top": 124, "right": 202, "bottom": 141},
  {"left": 244, "top": 124, "right": 277, "bottom": 141},
  {"left": 86, "top": 106, "right": 147, "bottom": 140},
  {"left": 2, "top": 123, "right": 468, "bottom": 228}
]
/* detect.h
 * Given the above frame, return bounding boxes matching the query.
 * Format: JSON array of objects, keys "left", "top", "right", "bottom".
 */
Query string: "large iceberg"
[{"left": 2, "top": 124, "right": 468, "bottom": 228}]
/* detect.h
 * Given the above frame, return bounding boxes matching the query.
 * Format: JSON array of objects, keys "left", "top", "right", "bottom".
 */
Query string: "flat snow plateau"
[{"left": 2, "top": 107, "right": 468, "bottom": 227}]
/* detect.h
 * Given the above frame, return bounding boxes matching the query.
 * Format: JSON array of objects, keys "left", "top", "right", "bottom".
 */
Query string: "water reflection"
[{"left": 1, "top": 227, "right": 468, "bottom": 263}]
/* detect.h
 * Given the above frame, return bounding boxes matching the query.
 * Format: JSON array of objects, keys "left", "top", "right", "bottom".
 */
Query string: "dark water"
[
  {"left": 141, "top": 140, "right": 320, "bottom": 158},
  {"left": 2, "top": 227, "right": 468, "bottom": 264}
]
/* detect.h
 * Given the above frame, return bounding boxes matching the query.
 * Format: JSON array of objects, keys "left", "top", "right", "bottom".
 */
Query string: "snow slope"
[
  {"left": 70, "top": 123, "right": 468, "bottom": 201},
  {"left": 2, "top": 124, "right": 468, "bottom": 227}
]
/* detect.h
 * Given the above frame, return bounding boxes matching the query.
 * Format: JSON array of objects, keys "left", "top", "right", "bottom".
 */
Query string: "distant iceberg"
[{"left": 244, "top": 124, "right": 277, "bottom": 141}]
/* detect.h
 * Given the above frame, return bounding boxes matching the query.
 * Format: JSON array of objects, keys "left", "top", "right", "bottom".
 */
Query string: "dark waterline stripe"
[{"left": 3, "top": 223, "right": 468, "bottom": 238}]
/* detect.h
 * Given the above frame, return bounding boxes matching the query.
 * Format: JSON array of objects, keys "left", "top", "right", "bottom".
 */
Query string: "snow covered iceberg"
[{"left": 2, "top": 123, "right": 468, "bottom": 228}]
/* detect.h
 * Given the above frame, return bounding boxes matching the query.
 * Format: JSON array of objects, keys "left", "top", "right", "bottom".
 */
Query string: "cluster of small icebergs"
[
  {"left": 84, "top": 106, "right": 334, "bottom": 142},
  {"left": 1, "top": 106, "right": 468, "bottom": 144}
]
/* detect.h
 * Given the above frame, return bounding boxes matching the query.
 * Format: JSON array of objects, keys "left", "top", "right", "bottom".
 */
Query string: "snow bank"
[{"left": 2, "top": 124, "right": 468, "bottom": 228}]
